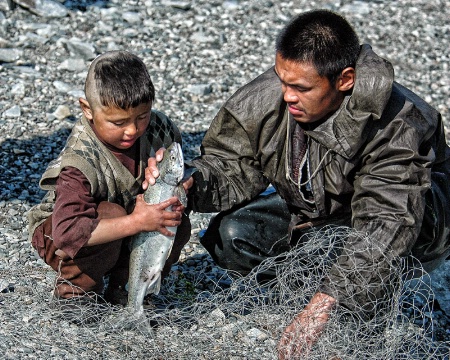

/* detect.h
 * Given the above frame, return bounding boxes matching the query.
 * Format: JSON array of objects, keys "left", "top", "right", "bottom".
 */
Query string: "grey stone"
[
  {"left": 222, "top": 0, "right": 239, "bottom": 10},
  {"left": 0, "top": 37, "right": 8, "bottom": 47},
  {"left": 340, "top": 1, "right": 371, "bottom": 15},
  {"left": 11, "top": 81, "right": 25, "bottom": 97},
  {"left": 246, "top": 328, "right": 268, "bottom": 341},
  {"left": 25, "top": 31, "right": 48, "bottom": 44},
  {"left": 57, "top": 58, "right": 86, "bottom": 72},
  {"left": 161, "top": 0, "right": 191, "bottom": 10},
  {"left": 0, "top": 48, "right": 22, "bottom": 62},
  {"left": 67, "top": 89, "right": 84, "bottom": 98},
  {"left": 14, "top": 0, "right": 68, "bottom": 18},
  {"left": 2, "top": 105, "right": 21, "bottom": 118},
  {"left": 52, "top": 104, "right": 71, "bottom": 120},
  {"left": 122, "top": 11, "right": 141, "bottom": 24},
  {"left": 63, "top": 38, "right": 96, "bottom": 60},
  {"left": 430, "top": 261, "right": 450, "bottom": 315},
  {"left": 0, "top": 0, "right": 14, "bottom": 11},
  {"left": 53, "top": 80, "right": 73, "bottom": 93},
  {"left": 187, "top": 84, "right": 212, "bottom": 96},
  {"left": 190, "top": 32, "right": 215, "bottom": 43}
]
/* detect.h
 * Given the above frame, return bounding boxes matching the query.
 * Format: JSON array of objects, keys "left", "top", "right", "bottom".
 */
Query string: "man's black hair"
[{"left": 276, "top": 9, "right": 360, "bottom": 83}]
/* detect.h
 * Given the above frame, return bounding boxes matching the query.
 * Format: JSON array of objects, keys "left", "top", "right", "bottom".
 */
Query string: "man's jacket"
[{"left": 190, "top": 44, "right": 450, "bottom": 314}]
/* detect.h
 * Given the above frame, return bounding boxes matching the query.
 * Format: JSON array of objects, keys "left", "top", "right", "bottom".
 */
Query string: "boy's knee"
[{"left": 97, "top": 201, "right": 127, "bottom": 219}]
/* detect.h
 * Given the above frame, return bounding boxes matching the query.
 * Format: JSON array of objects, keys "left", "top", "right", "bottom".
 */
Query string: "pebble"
[
  {"left": 0, "top": 48, "right": 22, "bottom": 62},
  {"left": 2, "top": 105, "right": 21, "bottom": 118}
]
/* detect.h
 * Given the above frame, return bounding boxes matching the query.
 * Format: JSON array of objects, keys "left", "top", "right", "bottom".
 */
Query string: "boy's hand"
[
  {"left": 133, "top": 194, "right": 184, "bottom": 236},
  {"left": 143, "top": 147, "right": 166, "bottom": 190}
]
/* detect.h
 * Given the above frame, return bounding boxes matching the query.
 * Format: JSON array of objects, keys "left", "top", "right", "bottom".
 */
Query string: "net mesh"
[{"left": 0, "top": 226, "right": 448, "bottom": 359}]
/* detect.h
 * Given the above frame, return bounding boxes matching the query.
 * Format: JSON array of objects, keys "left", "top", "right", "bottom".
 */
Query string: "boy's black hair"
[
  {"left": 85, "top": 51, "right": 155, "bottom": 109},
  {"left": 276, "top": 10, "right": 360, "bottom": 84}
]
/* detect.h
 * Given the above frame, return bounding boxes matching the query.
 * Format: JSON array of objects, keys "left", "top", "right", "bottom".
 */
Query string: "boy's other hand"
[
  {"left": 143, "top": 147, "right": 166, "bottom": 190},
  {"left": 133, "top": 194, "right": 184, "bottom": 236}
]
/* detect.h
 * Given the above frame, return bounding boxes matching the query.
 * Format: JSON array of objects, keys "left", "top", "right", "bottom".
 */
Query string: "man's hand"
[
  {"left": 278, "top": 292, "right": 336, "bottom": 359},
  {"left": 143, "top": 147, "right": 195, "bottom": 209}
]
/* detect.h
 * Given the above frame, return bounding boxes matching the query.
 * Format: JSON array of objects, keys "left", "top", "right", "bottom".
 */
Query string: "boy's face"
[{"left": 80, "top": 99, "right": 151, "bottom": 150}]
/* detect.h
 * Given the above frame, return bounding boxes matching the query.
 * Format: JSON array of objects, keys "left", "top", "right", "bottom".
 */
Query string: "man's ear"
[
  {"left": 337, "top": 67, "right": 355, "bottom": 92},
  {"left": 79, "top": 98, "right": 93, "bottom": 120}
]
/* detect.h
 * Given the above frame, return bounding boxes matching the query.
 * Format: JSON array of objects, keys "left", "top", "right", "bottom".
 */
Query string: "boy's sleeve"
[{"left": 52, "top": 167, "right": 100, "bottom": 258}]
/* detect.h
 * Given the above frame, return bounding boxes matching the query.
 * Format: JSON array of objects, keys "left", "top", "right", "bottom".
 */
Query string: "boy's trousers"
[{"left": 32, "top": 202, "right": 191, "bottom": 299}]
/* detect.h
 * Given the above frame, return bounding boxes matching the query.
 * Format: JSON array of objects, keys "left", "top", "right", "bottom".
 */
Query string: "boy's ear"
[
  {"left": 79, "top": 98, "right": 94, "bottom": 120},
  {"left": 336, "top": 67, "right": 355, "bottom": 92}
]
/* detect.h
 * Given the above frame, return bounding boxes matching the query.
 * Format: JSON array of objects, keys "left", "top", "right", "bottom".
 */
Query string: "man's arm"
[
  {"left": 188, "top": 106, "right": 271, "bottom": 212},
  {"left": 145, "top": 106, "right": 271, "bottom": 213},
  {"left": 320, "top": 116, "right": 435, "bottom": 317}
]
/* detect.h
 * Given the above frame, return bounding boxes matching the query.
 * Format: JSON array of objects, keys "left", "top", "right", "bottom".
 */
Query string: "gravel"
[{"left": 0, "top": 0, "right": 449, "bottom": 356}]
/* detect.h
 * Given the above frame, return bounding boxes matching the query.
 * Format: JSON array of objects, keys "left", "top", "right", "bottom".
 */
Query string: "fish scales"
[{"left": 126, "top": 142, "right": 185, "bottom": 317}]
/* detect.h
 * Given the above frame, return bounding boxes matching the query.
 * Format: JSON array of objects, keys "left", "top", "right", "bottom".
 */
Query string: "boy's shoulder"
[{"left": 145, "top": 109, "right": 182, "bottom": 155}]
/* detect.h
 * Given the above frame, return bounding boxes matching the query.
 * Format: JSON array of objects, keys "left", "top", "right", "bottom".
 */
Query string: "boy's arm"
[
  {"left": 52, "top": 167, "right": 100, "bottom": 258},
  {"left": 88, "top": 194, "right": 182, "bottom": 246},
  {"left": 53, "top": 167, "right": 183, "bottom": 258}
]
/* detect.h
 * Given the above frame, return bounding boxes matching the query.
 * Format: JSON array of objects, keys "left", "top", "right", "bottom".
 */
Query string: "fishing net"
[{"left": 0, "top": 226, "right": 448, "bottom": 359}]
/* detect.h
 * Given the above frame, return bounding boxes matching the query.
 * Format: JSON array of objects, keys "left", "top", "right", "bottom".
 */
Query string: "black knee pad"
[{"left": 200, "top": 191, "right": 291, "bottom": 274}]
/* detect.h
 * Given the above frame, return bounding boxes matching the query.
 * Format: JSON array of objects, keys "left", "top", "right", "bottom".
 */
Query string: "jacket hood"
[{"left": 308, "top": 44, "right": 394, "bottom": 159}]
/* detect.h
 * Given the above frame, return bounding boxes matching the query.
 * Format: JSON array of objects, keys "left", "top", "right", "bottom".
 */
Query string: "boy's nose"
[{"left": 125, "top": 122, "right": 138, "bottom": 136}]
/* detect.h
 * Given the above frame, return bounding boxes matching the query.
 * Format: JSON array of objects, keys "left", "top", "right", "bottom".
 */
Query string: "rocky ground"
[{"left": 0, "top": 0, "right": 449, "bottom": 358}]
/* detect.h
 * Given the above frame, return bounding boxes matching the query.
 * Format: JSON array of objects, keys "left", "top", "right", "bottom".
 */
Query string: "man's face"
[
  {"left": 275, "top": 53, "right": 345, "bottom": 124},
  {"left": 81, "top": 99, "right": 152, "bottom": 150}
]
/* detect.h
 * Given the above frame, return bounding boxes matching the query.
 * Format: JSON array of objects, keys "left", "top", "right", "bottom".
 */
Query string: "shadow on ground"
[{"left": 0, "top": 127, "right": 205, "bottom": 205}]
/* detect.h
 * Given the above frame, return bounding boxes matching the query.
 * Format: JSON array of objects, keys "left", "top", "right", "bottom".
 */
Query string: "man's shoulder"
[
  {"left": 228, "top": 67, "right": 280, "bottom": 102},
  {"left": 391, "top": 82, "right": 440, "bottom": 120},
  {"left": 225, "top": 67, "right": 283, "bottom": 115}
]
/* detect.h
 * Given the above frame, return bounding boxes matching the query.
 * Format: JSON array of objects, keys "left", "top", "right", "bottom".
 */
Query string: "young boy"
[{"left": 28, "top": 51, "right": 190, "bottom": 305}]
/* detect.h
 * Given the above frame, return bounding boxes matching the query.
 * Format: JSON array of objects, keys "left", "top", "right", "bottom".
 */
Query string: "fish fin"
[{"left": 147, "top": 273, "right": 162, "bottom": 295}]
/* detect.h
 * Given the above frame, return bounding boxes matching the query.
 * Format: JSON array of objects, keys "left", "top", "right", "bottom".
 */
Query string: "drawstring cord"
[{"left": 285, "top": 117, "right": 333, "bottom": 187}]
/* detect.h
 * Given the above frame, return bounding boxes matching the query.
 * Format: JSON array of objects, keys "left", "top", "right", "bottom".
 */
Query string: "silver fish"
[{"left": 126, "top": 142, "right": 185, "bottom": 317}]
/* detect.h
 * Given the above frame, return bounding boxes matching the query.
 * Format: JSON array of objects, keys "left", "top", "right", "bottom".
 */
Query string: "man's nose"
[{"left": 283, "top": 85, "right": 298, "bottom": 103}]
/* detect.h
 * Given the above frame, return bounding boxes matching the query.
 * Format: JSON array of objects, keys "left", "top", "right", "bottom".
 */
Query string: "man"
[{"left": 146, "top": 9, "right": 450, "bottom": 358}]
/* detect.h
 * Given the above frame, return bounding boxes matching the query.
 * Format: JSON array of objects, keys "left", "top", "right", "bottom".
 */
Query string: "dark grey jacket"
[{"left": 190, "top": 45, "right": 450, "bottom": 314}]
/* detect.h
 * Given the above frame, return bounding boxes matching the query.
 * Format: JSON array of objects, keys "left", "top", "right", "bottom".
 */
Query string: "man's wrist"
[{"left": 308, "top": 292, "right": 337, "bottom": 312}]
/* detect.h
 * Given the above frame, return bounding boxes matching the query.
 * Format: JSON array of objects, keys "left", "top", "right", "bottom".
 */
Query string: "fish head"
[{"left": 159, "top": 142, "right": 184, "bottom": 186}]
